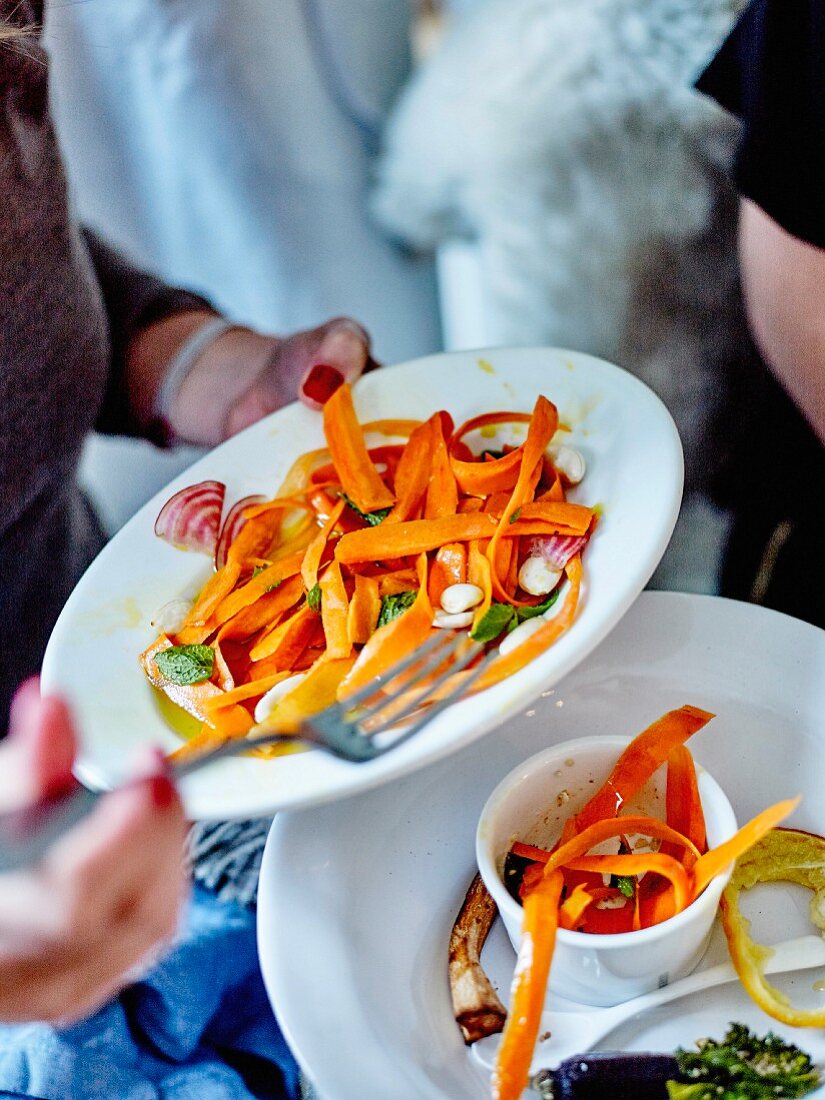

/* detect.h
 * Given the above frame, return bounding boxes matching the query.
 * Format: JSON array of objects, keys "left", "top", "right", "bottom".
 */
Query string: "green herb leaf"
[
  {"left": 339, "top": 492, "right": 391, "bottom": 527},
  {"left": 516, "top": 588, "right": 561, "bottom": 624},
  {"left": 264, "top": 580, "right": 282, "bottom": 594},
  {"left": 509, "top": 507, "right": 522, "bottom": 524},
  {"left": 470, "top": 602, "right": 516, "bottom": 642},
  {"left": 154, "top": 644, "right": 214, "bottom": 686},
  {"left": 251, "top": 565, "right": 267, "bottom": 578},
  {"left": 610, "top": 874, "right": 635, "bottom": 898},
  {"left": 377, "top": 590, "right": 417, "bottom": 629},
  {"left": 306, "top": 583, "right": 322, "bottom": 612},
  {"left": 669, "top": 1023, "right": 821, "bottom": 1099}
]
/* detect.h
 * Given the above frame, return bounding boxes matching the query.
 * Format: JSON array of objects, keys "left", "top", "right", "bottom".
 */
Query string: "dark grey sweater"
[
  {"left": 1, "top": 3, "right": 270, "bottom": 907},
  {"left": 0, "top": 2, "right": 207, "bottom": 727}
]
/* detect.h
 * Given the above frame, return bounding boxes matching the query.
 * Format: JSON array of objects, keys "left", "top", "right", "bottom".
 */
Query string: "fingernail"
[
  {"left": 301, "top": 363, "right": 344, "bottom": 406},
  {"left": 148, "top": 773, "right": 177, "bottom": 811}
]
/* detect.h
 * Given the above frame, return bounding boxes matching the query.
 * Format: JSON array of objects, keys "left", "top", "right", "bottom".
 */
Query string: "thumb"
[{"left": 299, "top": 318, "right": 372, "bottom": 409}]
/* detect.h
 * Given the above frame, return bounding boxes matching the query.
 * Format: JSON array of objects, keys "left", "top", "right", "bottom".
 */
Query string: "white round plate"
[
  {"left": 258, "top": 593, "right": 825, "bottom": 1100},
  {"left": 42, "top": 347, "right": 681, "bottom": 819}
]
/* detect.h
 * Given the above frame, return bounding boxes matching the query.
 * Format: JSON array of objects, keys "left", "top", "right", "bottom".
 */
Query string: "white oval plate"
[
  {"left": 42, "top": 347, "right": 681, "bottom": 819},
  {"left": 258, "top": 593, "right": 825, "bottom": 1100}
]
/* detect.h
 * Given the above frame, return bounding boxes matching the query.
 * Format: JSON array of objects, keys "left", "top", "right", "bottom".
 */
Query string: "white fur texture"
[{"left": 373, "top": 0, "right": 751, "bottom": 502}]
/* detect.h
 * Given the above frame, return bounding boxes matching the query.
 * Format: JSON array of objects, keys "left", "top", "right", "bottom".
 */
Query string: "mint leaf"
[
  {"left": 377, "top": 590, "right": 416, "bottom": 629},
  {"left": 339, "top": 492, "right": 391, "bottom": 527},
  {"left": 471, "top": 602, "right": 516, "bottom": 642},
  {"left": 306, "top": 583, "right": 322, "bottom": 612},
  {"left": 516, "top": 588, "right": 560, "bottom": 623},
  {"left": 154, "top": 644, "right": 214, "bottom": 686}
]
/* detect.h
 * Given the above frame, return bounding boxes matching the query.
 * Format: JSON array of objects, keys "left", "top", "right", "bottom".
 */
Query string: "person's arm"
[
  {"left": 84, "top": 231, "right": 374, "bottom": 448},
  {"left": 739, "top": 197, "right": 825, "bottom": 446}
]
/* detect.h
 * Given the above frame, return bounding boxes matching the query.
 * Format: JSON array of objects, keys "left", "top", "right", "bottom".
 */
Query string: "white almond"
[
  {"left": 550, "top": 444, "right": 586, "bottom": 486},
  {"left": 433, "top": 609, "right": 475, "bottom": 629},
  {"left": 518, "top": 556, "right": 562, "bottom": 596},
  {"left": 254, "top": 673, "right": 307, "bottom": 724},
  {"left": 497, "top": 616, "right": 545, "bottom": 656},
  {"left": 150, "top": 598, "right": 193, "bottom": 634},
  {"left": 440, "top": 583, "right": 484, "bottom": 615}
]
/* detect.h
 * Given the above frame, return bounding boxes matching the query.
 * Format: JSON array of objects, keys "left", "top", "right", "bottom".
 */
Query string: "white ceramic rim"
[
  {"left": 42, "top": 345, "right": 683, "bottom": 819},
  {"left": 476, "top": 734, "right": 738, "bottom": 948}
]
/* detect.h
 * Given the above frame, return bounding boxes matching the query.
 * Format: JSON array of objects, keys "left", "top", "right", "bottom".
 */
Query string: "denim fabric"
[{"left": 0, "top": 888, "right": 299, "bottom": 1100}]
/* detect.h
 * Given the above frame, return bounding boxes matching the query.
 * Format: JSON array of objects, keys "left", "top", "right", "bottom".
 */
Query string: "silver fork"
[{"left": 0, "top": 631, "right": 489, "bottom": 873}]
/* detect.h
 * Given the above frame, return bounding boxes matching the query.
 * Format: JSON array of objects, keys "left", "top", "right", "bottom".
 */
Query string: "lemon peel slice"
[{"left": 720, "top": 827, "right": 825, "bottom": 1026}]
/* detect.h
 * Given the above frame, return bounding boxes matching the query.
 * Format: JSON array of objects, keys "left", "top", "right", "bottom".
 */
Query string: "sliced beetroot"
[
  {"left": 215, "top": 494, "right": 267, "bottom": 570},
  {"left": 154, "top": 480, "right": 226, "bottom": 555},
  {"left": 524, "top": 533, "right": 589, "bottom": 571}
]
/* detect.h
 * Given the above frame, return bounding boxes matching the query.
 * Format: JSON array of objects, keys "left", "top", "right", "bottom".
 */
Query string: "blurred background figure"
[
  {"left": 373, "top": 0, "right": 752, "bottom": 595},
  {"left": 45, "top": 0, "right": 441, "bottom": 531}
]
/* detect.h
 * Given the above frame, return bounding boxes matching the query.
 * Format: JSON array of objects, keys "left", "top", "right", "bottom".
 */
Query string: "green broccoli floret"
[{"left": 666, "top": 1023, "right": 821, "bottom": 1100}]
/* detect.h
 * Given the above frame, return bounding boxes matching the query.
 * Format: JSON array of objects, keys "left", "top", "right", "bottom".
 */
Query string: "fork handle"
[
  {"left": 0, "top": 730, "right": 299, "bottom": 874},
  {"left": 0, "top": 783, "right": 101, "bottom": 874},
  {"left": 170, "top": 731, "right": 298, "bottom": 779}
]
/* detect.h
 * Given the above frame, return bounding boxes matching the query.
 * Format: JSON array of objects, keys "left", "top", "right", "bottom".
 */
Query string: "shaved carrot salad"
[
  {"left": 493, "top": 707, "right": 801, "bottom": 1100},
  {"left": 142, "top": 385, "right": 596, "bottom": 759}
]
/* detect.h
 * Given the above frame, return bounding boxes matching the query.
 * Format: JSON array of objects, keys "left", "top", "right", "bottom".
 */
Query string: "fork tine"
[
  {"left": 367, "top": 649, "right": 497, "bottom": 752},
  {"left": 334, "top": 629, "right": 454, "bottom": 713},
  {"left": 361, "top": 637, "right": 483, "bottom": 730},
  {"left": 353, "top": 631, "right": 470, "bottom": 726}
]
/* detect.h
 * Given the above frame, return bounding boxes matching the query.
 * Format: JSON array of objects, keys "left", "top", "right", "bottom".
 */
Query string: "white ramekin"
[{"left": 476, "top": 735, "right": 737, "bottom": 1007}]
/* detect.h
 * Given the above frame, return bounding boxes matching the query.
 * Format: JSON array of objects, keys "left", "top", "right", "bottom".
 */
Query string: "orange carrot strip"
[
  {"left": 249, "top": 603, "right": 317, "bottom": 663},
  {"left": 475, "top": 555, "right": 583, "bottom": 691},
  {"left": 212, "top": 642, "right": 235, "bottom": 690},
  {"left": 384, "top": 417, "right": 435, "bottom": 523},
  {"left": 514, "top": 501, "right": 594, "bottom": 529},
  {"left": 167, "top": 723, "right": 230, "bottom": 764},
  {"left": 639, "top": 881, "right": 676, "bottom": 928},
  {"left": 558, "top": 883, "right": 596, "bottom": 930},
  {"left": 301, "top": 497, "right": 345, "bottom": 591},
  {"left": 690, "top": 797, "right": 800, "bottom": 900},
  {"left": 319, "top": 561, "right": 351, "bottom": 660},
  {"left": 253, "top": 655, "right": 357, "bottom": 734},
  {"left": 425, "top": 413, "right": 459, "bottom": 518},
  {"left": 450, "top": 449, "right": 524, "bottom": 497},
  {"left": 492, "top": 870, "right": 564, "bottom": 1100},
  {"left": 360, "top": 418, "right": 422, "bottom": 438},
  {"left": 210, "top": 553, "right": 305, "bottom": 628},
  {"left": 322, "top": 384, "right": 395, "bottom": 513},
  {"left": 565, "top": 854, "right": 690, "bottom": 915},
  {"left": 666, "top": 744, "right": 707, "bottom": 854},
  {"left": 486, "top": 395, "right": 558, "bottom": 601},
  {"left": 335, "top": 512, "right": 498, "bottom": 563},
  {"left": 544, "top": 814, "right": 699, "bottom": 875},
  {"left": 178, "top": 560, "right": 243, "bottom": 634},
  {"left": 376, "top": 569, "right": 419, "bottom": 597},
  {"left": 201, "top": 670, "right": 292, "bottom": 710},
  {"left": 583, "top": 902, "right": 636, "bottom": 935},
  {"left": 217, "top": 575, "right": 305, "bottom": 642},
  {"left": 573, "top": 704, "right": 716, "bottom": 834},
  {"left": 340, "top": 555, "right": 432, "bottom": 695},
  {"left": 511, "top": 841, "right": 552, "bottom": 863},
  {"left": 427, "top": 542, "right": 467, "bottom": 606},
  {"left": 140, "top": 636, "right": 252, "bottom": 737},
  {"left": 347, "top": 574, "right": 381, "bottom": 645}
]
